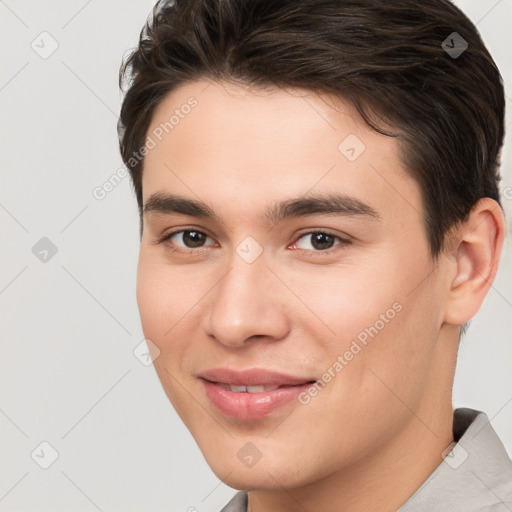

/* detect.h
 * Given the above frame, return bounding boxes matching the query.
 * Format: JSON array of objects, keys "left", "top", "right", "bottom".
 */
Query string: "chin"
[
  {"left": 204, "top": 453, "right": 313, "bottom": 491},
  {"left": 214, "top": 468, "right": 295, "bottom": 491}
]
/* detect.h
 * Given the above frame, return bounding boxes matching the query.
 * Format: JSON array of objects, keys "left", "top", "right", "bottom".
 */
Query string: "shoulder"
[
  {"left": 479, "top": 502, "right": 512, "bottom": 512},
  {"left": 219, "top": 491, "right": 248, "bottom": 512}
]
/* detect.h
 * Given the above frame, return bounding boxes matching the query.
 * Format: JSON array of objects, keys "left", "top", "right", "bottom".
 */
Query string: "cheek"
[
  {"left": 283, "top": 258, "right": 404, "bottom": 344},
  {"left": 136, "top": 258, "right": 205, "bottom": 418},
  {"left": 136, "top": 256, "right": 192, "bottom": 352},
  {"left": 287, "top": 251, "right": 439, "bottom": 396},
  {"left": 136, "top": 265, "right": 167, "bottom": 340}
]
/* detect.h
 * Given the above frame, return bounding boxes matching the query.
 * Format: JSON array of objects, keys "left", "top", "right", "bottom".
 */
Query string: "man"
[{"left": 117, "top": 0, "right": 512, "bottom": 510}]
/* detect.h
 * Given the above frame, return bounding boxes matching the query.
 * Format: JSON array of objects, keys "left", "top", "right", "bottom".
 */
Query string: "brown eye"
[
  {"left": 172, "top": 230, "right": 208, "bottom": 248},
  {"left": 157, "top": 229, "right": 216, "bottom": 253},
  {"left": 292, "top": 231, "right": 350, "bottom": 252},
  {"left": 306, "top": 232, "right": 336, "bottom": 250}
]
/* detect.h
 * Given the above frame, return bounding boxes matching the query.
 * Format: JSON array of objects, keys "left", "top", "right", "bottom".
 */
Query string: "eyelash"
[{"left": 156, "top": 228, "right": 352, "bottom": 257}]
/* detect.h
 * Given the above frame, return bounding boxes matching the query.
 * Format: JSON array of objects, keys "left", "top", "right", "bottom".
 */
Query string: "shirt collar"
[{"left": 399, "top": 407, "right": 512, "bottom": 511}]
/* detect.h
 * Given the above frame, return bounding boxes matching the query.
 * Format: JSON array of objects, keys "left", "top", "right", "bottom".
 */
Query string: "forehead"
[{"left": 141, "top": 80, "right": 420, "bottom": 227}]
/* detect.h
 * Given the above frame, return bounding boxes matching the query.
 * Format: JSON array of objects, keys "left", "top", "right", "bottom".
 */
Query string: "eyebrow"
[{"left": 143, "top": 191, "right": 380, "bottom": 224}]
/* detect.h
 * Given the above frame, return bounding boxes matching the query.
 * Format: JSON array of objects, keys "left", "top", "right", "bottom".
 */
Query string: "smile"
[
  {"left": 214, "top": 383, "right": 281, "bottom": 392},
  {"left": 197, "top": 368, "right": 317, "bottom": 420}
]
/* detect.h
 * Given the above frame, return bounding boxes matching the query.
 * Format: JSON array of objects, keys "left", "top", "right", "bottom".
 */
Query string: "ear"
[{"left": 443, "top": 198, "right": 506, "bottom": 326}]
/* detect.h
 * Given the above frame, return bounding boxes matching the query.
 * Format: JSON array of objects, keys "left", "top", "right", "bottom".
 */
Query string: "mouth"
[
  {"left": 198, "top": 368, "right": 317, "bottom": 420},
  {"left": 198, "top": 367, "right": 316, "bottom": 387},
  {"left": 210, "top": 383, "right": 288, "bottom": 393}
]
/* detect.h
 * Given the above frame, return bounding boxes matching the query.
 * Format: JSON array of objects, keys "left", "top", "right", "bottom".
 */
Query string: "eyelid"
[{"left": 293, "top": 228, "right": 351, "bottom": 242}]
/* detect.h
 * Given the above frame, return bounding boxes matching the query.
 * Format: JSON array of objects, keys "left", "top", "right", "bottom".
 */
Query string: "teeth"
[
  {"left": 230, "top": 385, "right": 248, "bottom": 392},
  {"left": 214, "top": 383, "right": 280, "bottom": 392},
  {"left": 246, "top": 386, "right": 266, "bottom": 393}
]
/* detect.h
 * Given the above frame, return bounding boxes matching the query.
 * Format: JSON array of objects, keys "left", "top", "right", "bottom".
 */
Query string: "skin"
[{"left": 136, "top": 79, "right": 505, "bottom": 512}]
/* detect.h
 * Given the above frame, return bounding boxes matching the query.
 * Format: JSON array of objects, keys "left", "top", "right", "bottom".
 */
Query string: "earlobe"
[{"left": 444, "top": 198, "right": 505, "bottom": 325}]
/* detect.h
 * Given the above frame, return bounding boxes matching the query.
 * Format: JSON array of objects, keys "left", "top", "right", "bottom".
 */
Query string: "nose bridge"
[{"left": 203, "top": 245, "right": 289, "bottom": 347}]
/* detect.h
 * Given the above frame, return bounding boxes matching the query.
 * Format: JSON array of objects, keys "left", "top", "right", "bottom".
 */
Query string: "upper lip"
[{"left": 198, "top": 368, "right": 315, "bottom": 387}]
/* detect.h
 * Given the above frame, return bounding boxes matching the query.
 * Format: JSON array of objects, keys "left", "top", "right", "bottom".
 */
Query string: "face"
[{"left": 137, "top": 80, "right": 452, "bottom": 490}]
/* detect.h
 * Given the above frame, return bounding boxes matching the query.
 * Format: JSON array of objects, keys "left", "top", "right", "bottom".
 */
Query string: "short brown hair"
[{"left": 118, "top": 0, "right": 505, "bottom": 260}]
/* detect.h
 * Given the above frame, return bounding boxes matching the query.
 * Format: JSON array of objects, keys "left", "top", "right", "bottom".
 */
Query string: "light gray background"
[{"left": 1, "top": 1, "right": 511, "bottom": 510}]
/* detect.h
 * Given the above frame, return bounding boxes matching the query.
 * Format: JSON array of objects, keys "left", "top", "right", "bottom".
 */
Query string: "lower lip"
[{"left": 201, "top": 379, "right": 314, "bottom": 420}]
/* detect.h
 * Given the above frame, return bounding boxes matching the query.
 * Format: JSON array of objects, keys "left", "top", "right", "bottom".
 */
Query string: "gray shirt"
[{"left": 220, "top": 408, "right": 512, "bottom": 512}]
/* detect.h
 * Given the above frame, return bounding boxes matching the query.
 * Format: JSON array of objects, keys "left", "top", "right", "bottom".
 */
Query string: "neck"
[{"left": 248, "top": 403, "right": 454, "bottom": 512}]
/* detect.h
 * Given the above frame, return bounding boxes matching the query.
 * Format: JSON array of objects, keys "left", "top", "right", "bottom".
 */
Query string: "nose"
[{"left": 201, "top": 252, "right": 291, "bottom": 348}]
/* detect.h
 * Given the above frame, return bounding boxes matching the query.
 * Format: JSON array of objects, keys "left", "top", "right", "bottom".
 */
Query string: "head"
[{"left": 118, "top": 0, "right": 506, "bottom": 492}]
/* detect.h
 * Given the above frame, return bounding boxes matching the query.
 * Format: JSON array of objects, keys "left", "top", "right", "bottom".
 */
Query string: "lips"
[
  {"left": 215, "top": 383, "right": 281, "bottom": 392},
  {"left": 198, "top": 367, "right": 314, "bottom": 387},
  {"left": 198, "top": 368, "right": 316, "bottom": 420}
]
